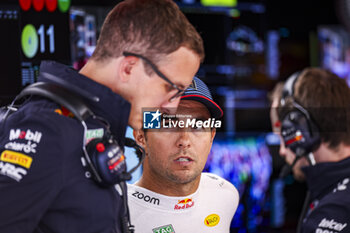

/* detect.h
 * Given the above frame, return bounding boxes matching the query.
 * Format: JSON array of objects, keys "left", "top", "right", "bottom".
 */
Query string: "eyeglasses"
[{"left": 123, "top": 51, "right": 186, "bottom": 102}]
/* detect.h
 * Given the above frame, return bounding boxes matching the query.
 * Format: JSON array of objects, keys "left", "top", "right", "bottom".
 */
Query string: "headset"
[
  {"left": 1, "top": 80, "right": 145, "bottom": 233},
  {"left": 280, "top": 71, "right": 321, "bottom": 158},
  {"left": 279, "top": 71, "right": 321, "bottom": 233},
  {"left": 12, "top": 81, "right": 145, "bottom": 187}
]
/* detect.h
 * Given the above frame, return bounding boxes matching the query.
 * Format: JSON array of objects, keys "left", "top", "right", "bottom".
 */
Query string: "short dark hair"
[
  {"left": 91, "top": 0, "right": 204, "bottom": 74},
  {"left": 280, "top": 68, "right": 350, "bottom": 149}
]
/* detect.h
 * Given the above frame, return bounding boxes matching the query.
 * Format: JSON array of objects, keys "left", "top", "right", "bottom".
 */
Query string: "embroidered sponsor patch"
[
  {"left": 174, "top": 198, "right": 194, "bottom": 210},
  {"left": 9, "top": 129, "right": 42, "bottom": 143},
  {"left": 334, "top": 178, "right": 349, "bottom": 193},
  {"left": 204, "top": 214, "right": 220, "bottom": 227},
  {"left": 54, "top": 106, "right": 74, "bottom": 118},
  {"left": 152, "top": 224, "right": 175, "bottom": 233},
  {"left": 0, "top": 161, "right": 27, "bottom": 182},
  {"left": 85, "top": 128, "right": 104, "bottom": 144},
  {"left": 1, "top": 150, "right": 33, "bottom": 168},
  {"left": 5, "top": 141, "right": 37, "bottom": 154},
  {"left": 317, "top": 218, "right": 348, "bottom": 232}
]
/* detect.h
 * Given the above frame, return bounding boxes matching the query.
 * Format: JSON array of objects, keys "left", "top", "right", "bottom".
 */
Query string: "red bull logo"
[
  {"left": 174, "top": 198, "right": 194, "bottom": 210},
  {"left": 286, "top": 135, "right": 303, "bottom": 146}
]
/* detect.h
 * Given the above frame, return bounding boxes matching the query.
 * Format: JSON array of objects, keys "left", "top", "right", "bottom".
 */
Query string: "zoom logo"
[{"left": 132, "top": 191, "right": 160, "bottom": 205}]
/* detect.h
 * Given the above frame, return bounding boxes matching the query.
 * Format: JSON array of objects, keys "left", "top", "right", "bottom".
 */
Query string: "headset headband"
[
  {"left": 18, "top": 82, "right": 108, "bottom": 183},
  {"left": 281, "top": 71, "right": 301, "bottom": 106},
  {"left": 18, "top": 82, "right": 93, "bottom": 121},
  {"left": 280, "top": 70, "right": 314, "bottom": 123}
]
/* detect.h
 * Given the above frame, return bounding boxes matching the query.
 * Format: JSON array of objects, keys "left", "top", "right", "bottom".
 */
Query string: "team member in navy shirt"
[
  {"left": 270, "top": 68, "right": 350, "bottom": 233},
  {"left": 0, "top": 0, "right": 204, "bottom": 232}
]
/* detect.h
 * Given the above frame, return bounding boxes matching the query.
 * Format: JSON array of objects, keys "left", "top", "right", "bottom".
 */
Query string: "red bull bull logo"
[
  {"left": 174, "top": 198, "right": 194, "bottom": 210},
  {"left": 286, "top": 134, "right": 303, "bottom": 146}
]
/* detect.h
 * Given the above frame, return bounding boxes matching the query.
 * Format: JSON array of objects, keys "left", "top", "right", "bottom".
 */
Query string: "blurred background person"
[{"left": 270, "top": 68, "right": 350, "bottom": 233}]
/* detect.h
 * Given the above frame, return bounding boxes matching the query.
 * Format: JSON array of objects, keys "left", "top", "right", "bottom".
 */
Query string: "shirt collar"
[
  {"left": 38, "top": 60, "right": 131, "bottom": 147},
  {"left": 302, "top": 157, "right": 350, "bottom": 200}
]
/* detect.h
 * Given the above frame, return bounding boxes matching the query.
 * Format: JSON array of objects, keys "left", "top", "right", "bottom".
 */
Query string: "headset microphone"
[
  {"left": 279, "top": 157, "right": 300, "bottom": 178},
  {"left": 124, "top": 137, "right": 145, "bottom": 173},
  {"left": 278, "top": 152, "right": 315, "bottom": 178},
  {"left": 114, "top": 137, "right": 145, "bottom": 183}
]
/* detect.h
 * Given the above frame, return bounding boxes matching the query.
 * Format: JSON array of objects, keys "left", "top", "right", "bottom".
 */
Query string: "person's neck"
[
  {"left": 79, "top": 59, "right": 129, "bottom": 99},
  {"left": 136, "top": 171, "right": 201, "bottom": 197},
  {"left": 314, "top": 142, "right": 350, "bottom": 163}
]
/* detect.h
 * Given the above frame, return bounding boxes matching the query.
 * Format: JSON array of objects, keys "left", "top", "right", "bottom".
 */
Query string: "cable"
[
  {"left": 279, "top": 156, "right": 301, "bottom": 178},
  {"left": 296, "top": 191, "right": 310, "bottom": 233},
  {"left": 119, "top": 181, "right": 135, "bottom": 233},
  {"left": 296, "top": 153, "right": 316, "bottom": 233}
]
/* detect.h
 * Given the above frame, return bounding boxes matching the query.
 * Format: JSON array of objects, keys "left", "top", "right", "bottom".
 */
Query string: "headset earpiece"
[
  {"left": 281, "top": 109, "right": 320, "bottom": 157},
  {"left": 85, "top": 135, "right": 129, "bottom": 187},
  {"left": 280, "top": 71, "right": 321, "bottom": 157}
]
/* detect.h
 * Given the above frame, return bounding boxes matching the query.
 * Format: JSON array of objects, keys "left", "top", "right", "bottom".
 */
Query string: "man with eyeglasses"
[
  {"left": 129, "top": 77, "right": 239, "bottom": 233},
  {"left": 0, "top": 0, "right": 204, "bottom": 233}
]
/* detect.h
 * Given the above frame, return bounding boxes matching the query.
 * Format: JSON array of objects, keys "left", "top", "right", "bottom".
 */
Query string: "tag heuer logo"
[
  {"left": 152, "top": 224, "right": 175, "bottom": 233},
  {"left": 85, "top": 128, "right": 104, "bottom": 144}
]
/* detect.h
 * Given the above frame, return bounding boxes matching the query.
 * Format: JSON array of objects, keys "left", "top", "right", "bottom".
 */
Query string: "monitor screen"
[
  {"left": 204, "top": 135, "right": 272, "bottom": 231},
  {"left": 318, "top": 25, "right": 350, "bottom": 86},
  {"left": 0, "top": 2, "right": 71, "bottom": 103}
]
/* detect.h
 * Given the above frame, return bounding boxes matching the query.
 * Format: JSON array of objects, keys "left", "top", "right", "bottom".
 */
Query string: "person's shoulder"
[
  {"left": 8, "top": 98, "right": 76, "bottom": 128},
  {"left": 126, "top": 182, "right": 153, "bottom": 199},
  {"left": 308, "top": 177, "right": 350, "bottom": 220},
  {"left": 200, "top": 173, "right": 240, "bottom": 213},
  {"left": 201, "top": 172, "right": 232, "bottom": 187},
  {"left": 305, "top": 180, "right": 350, "bottom": 233},
  {"left": 1, "top": 98, "right": 83, "bottom": 155},
  {"left": 201, "top": 172, "right": 239, "bottom": 197},
  {"left": 0, "top": 99, "right": 81, "bottom": 184},
  {"left": 323, "top": 177, "right": 350, "bottom": 206},
  {"left": 126, "top": 182, "right": 137, "bottom": 194}
]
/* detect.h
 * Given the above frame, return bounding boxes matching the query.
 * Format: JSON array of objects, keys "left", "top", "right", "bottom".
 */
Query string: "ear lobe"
[{"left": 133, "top": 129, "right": 146, "bottom": 147}]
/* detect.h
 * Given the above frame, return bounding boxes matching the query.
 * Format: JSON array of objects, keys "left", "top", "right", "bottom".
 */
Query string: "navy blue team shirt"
[
  {"left": 0, "top": 61, "right": 131, "bottom": 233},
  {"left": 301, "top": 157, "right": 350, "bottom": 233}
]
